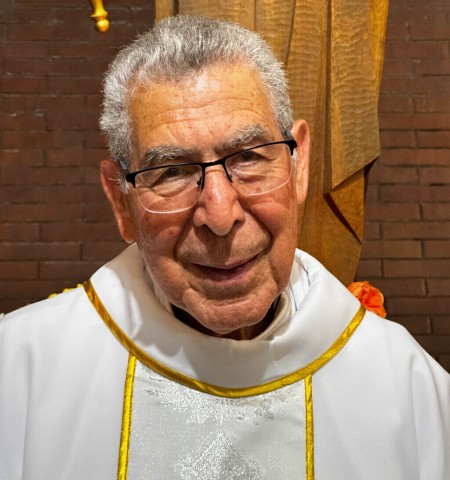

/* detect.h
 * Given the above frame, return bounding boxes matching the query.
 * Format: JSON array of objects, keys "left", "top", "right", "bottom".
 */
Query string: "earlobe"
[
  {"left": 290, "top": 119, "right": 310, "bottom": 205},
  {"left": 99, "top": 159, "right": 136, "bottom": 243}
]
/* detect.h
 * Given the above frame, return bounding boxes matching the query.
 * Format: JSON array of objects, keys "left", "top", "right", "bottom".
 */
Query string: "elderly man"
[{"left": 0, "top": 16, "right": 449, "bottom": 480}]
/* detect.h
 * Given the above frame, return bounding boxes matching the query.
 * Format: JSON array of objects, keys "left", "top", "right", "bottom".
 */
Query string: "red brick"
[
  {"left": 419, "top": 167, "right": 450, "bottom": 184},
  {"left": 424, "top": 240, "right": 450, "bottom": 257},
  {"left": 0, "top": 113, "right": 45, "bottom": 131},
  {"left": 0, "top": 204, "right": 83, "bottom": 223},
  {"left": 47, "top": 77, "right": 101, "bottom": 94},
  {"left": 41, "top": 185, "right": 105, "bottom": 204},
  {"left": 46, "top": 112, "right": 99, "bottom": 131},
  {"left": 380, "top": 148, "right": 450, "bottom": 166},
  {"left": 365, "top": 184, "right": 379, "bottom": 202},
  {"left": 413, "top": 58, "right": 450, "bottom": 75},
  {"left": 2, "top": 94, "right": 86, "bottom": 113},
  {"left": 50, "top": 8, "right": 93, "bottom": 24},
  {"left": 362, "top": 222, "right": 380, "bottom": 239},
  {"left": 422, "top": 204, "right": 450, "bottom": 221},
  {"left": 414, "top": 95, "right": 450, "bottom": 113},
  {"left": 432, "top": 316, "right": 450, "bottom": 335},
  {"left": 0, "top": 223, "right": 39, "bottom": 241},
  {"left": 46, "top": 148, "right": 108, "bottom": 167},
  {"left": 83, "top": 203, "right": 115, "bottom": 222},
  {"left": 380, "top": 185, "right": 450, "bottom": 202},
  {"left": 384, "top": 41, "right": 449, "bottom": 59},
  {"left": 354, "top": 278, "right": 426, "bottom": 297},
  {"left": 0, "top": 42, "right": 48, "bottom": 58},
  {"left": 48, "top": 42, "right": 119, "bottom": 59},
  {"left": 387, "top": 7, "right": 447, "bottom": 24},
  {"left": 0, "top": 150, "right": 44, "bottom": 167},
  {"left": 0, "top": 262, "right": 38, "bottom": 280},
  {"left": 437, "top": 354, "right": 450, "bottom": 373},
  {"left": 4, "top": 58, "right": 88, "bottom": 77},
  {"left": 389, "top": 298, "right": 450, "bottom": 316},
  {"left": 415, "top": 334, "right": 450, "bottom": 355},
  {"left": 417, "top": 131, "right": 450, "bottom": 148},
  {"left": 355, "top": 259, "right": 382, "bottom": 278},
  {"left": 86, "top": 131, "right": 107, "bottom": 149},
  {"left": 380, "top": 130, "right": 416, "bottom": 148},
  {"left": 365, "top": 203, "right": 421, "bottom": 221},
  {"left": 40, "top": 261, "right": 103, "bottom": 280},
  {"left": 409, "top": 24, "right": 450, "bottom": 40},
  {"left": 86, "top": 94, "right": 103, "bottom": 111},
  {"left": 384, "top": 259, "right": 450, "bottom": 277},
  {"left": 0, "top": 76, "right": 47, "bottom": 93},
  {"left": 0, "top": 280, "right": 78, "bottom": 300},
  {"left": 8, "top": 23, "right": 90, "bottom": 42},
  {"left": 361, "top": 240, "right": 422, "bottom": 258},
  {"left": 2, "top": 6, "right": 53, "bottom": 23},
  {"left": 0, "top": 186, "right": 43, "bottom": 204},
  {"left": 84, "top": 167, "right": 102, "bottom": 185},
  {"left": 378, "top": 95, "right": 413, "bottom": 113},
  {"left": 0, "top": 299, "right": 34, "bottom": 315},
  {"left": 384, "top": 222, "right": 450, "bottom": 239},
  {"left": 428, "top": 279, "right": 450, "bottom": 297},
  {"left": 0, "top": 167, "right": 84, "bottom": 186},
  {"left": 2, "top": 131, "right": 84, "bottom": 149},
  {"left": 379, "top": 113, "right": 450, "bottom": 130},
  {"left": 82, "top": 241, "right": 126, "bottom": 260},
  {"left": 381, "top": 77, "right": 449, "bottom": 95},
  {"left": 407, "top": 0, "right": 450, "bottom": 8},
  {"left": 40, "top": 223, "right": 120, "bottom": 242},
  {"left": 369, "top": 164, "right": 418, "bottom": 184},
  {"left": 0, "top": 242, "right": 80, "bottom": 260},
  {"left": 384, "top": 24, "right": 409, "bottom": 42},
  {"left": 389, "top": 317, "right": 431, "bottom": 335}
]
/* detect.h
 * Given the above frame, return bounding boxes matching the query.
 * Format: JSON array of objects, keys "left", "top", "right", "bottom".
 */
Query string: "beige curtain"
[{"left": 156, "top": 0, "right": 389, "bottom": 285}]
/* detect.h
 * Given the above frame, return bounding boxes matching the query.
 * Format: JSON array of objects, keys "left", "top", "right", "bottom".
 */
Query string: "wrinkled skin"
[{"left": 101, "top": 64, "right": 310, "bottom": 339}]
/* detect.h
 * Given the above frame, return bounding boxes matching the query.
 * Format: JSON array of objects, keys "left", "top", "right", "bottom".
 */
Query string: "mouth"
[{"left": 192, "top": 255, "right": 258, "bottom": 282}]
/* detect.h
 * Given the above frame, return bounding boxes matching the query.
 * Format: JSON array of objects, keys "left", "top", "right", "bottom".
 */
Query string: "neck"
[{"left": 172, "top": 298, "right": 280, "bottom": 340}]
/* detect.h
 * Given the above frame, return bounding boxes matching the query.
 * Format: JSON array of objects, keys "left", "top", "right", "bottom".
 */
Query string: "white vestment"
[{"left": 0, "top": 245, "right": 449, "bottom": 479}]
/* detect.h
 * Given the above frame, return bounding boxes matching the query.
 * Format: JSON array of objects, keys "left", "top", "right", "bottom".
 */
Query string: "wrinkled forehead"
[
  {"left": 127, "top": 64, "right": 280, "bottom": 162},
  {"left": 128, "top": 62, "right": 276, "bottom": 124}
]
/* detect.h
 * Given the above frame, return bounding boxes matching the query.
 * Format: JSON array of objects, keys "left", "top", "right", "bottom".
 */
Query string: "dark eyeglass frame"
[{"left": 120, "top": 130, "right": 297, "bottom": 189}]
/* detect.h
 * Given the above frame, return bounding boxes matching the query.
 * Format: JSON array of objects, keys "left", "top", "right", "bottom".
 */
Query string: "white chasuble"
[
  {"left": 82, "top": 245, "right": 365, "bottom": 480},
  {"left": 127, "top": 360, "right": 307, "bottom": 479},
  {"left": 2, "top": 244, "right": 449, "bottom": 480}
]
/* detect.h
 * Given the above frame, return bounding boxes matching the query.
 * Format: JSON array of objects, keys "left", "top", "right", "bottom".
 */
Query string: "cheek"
[{"left": 134, "top": 211, "right": 189, "bottom": 262}]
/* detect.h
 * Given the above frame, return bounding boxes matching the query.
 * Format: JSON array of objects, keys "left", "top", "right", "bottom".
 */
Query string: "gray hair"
[{"left": 100, "top": 15, "right": 293, "bottom": 166}]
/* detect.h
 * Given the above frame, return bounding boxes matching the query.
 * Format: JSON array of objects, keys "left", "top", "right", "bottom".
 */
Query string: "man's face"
[{"left": 101, "top": 64, "right": 309, "bottom": 338}]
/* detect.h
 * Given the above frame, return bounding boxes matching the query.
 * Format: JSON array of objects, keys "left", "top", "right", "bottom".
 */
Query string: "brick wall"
[
  {"left": 1, "top": 1, "right": 449, "bottom": 371},
  {"left": 0, "top": 1, "right": 153, "bottom": 313},
  {"left": 357, "top": 0, "right": 450, "bottom": 371}
]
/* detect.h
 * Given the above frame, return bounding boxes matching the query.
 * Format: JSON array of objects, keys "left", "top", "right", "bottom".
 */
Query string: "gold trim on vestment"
[
  {"left": 305, "top": 375, "right": 314, "bottom": 480},
  {"left": 117, "top": 354, "right": 136, "bottom": 480},
  {"left": 84, "top": 279, "right": 365, "bottom": 398}
]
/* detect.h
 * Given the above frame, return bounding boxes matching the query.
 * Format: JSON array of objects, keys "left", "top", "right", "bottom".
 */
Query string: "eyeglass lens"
[{"left": 133, "top": 143, "right": 293, "bottom": 213}]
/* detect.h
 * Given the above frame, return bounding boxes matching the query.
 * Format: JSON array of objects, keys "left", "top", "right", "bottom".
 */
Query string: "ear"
[
  {"left": 290, "top": 119, "right": 310, "bottom": 205},
  {"left": 99, "top": 159, "right": 136, "bottom": 243}
]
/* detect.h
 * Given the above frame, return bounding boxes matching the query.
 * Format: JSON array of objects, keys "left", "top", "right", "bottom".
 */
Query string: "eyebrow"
[
  {"left": 139, "top": 124, "right": 273, "bottom": 168},
  {"left": 140, "top": 145, "right": 196, "bottom": 168},
  {"left": 217, "top": 124, "right": 272, "bottom": 151}
]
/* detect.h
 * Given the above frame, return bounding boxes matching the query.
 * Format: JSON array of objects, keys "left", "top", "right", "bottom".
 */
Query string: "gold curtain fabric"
[{"left": 155, "top": 0, "right": 388, "bottom": 284}]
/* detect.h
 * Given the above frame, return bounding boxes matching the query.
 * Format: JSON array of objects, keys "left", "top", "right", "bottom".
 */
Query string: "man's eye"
[
  {"left": 160, "top": 166, "right": 185, "bottom": 180},
  {"left": 237, "top": 151, "right": 262, "bottom": 162}
]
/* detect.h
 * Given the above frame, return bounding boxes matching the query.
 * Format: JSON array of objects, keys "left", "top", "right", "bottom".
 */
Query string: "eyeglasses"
[{"left": 121, "top": 131, "right": 297, "bottom": 214}]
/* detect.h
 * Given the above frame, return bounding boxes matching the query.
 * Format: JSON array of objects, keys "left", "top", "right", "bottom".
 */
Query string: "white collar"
[{"left": 89, "top": 244, "right": 362, "bottom": 388}]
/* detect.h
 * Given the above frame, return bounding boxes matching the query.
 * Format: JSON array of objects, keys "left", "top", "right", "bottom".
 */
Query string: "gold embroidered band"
[
  {"left": 84, "top": 279, "right": 365, "bottom": 398},
  {"left": 117, "top": 354, "right": 136, "bottom": 480},
  {"left": 305, "top": 375, "right": 314, "bottom": 480}
]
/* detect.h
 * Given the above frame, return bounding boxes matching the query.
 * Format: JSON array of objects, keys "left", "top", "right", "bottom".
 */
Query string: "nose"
[{"left": 192, "top": 167, "right": 245, "bottom": 236}]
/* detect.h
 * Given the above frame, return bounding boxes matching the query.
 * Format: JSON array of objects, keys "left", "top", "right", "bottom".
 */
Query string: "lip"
[{"left": 191, "top": 255, "right": 258, "bottom": 282}]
